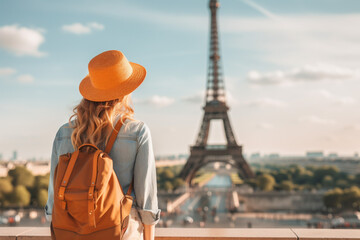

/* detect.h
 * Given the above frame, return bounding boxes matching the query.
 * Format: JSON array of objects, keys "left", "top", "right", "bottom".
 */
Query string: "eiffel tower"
[{"left": 180, "top": 0, "right": 255, "bottom": 185}]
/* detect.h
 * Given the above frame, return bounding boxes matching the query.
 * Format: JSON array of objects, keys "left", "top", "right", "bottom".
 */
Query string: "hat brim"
[{"left": 79, "top": 62, "right": 146, "bottom": 102}]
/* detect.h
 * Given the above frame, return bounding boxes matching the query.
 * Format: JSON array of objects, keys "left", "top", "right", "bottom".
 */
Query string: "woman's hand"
[{"left": 143, "top": 224, "right": 155, "bottom": 240}]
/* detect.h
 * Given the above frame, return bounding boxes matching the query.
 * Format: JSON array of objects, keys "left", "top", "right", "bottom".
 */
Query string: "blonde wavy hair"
[{"left": 69, "top": 94, "right": 135, "bottom": 150}]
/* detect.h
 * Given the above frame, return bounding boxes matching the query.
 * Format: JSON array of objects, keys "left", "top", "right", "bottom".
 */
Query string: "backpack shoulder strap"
[
  {"left": 126, "top": 176, "right": 134, "bottom": 196},
  {"left": 104, "top": 117, "right": 134, "bottom": 196},
  {"left": 104, "top": 117, "right": 126, "bottom": 154}
]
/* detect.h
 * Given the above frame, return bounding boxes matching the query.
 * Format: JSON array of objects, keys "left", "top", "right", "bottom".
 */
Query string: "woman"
[{"left": 45, "top": 50, "right": 160, "bottom": 240}]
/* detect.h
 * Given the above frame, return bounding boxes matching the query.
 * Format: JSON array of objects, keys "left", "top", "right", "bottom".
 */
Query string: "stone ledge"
[{"left": 0, "top": 227, "right": 359, "bottom": 240}]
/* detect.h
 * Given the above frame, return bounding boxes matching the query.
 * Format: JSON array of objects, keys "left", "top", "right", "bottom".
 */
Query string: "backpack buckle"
[
  {"left": 88, "top": 199, "right": 96, "bottom": 228},
  {"left": 58, "top": 187, "right": 65, "bottom": 200},
  {"left": 61, "top": 200, "right": 67, "bottom": 210},
  {"left": 88, "top": 186, "right": 95, "bottom": 200}
]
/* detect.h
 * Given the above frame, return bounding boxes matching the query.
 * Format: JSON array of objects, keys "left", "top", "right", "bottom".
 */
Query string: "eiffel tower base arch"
[{"left": 180, "top": 145, "right": 255, "bottom": 186}]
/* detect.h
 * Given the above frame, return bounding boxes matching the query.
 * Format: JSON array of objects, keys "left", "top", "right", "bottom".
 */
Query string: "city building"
[
  {"left": 12, "top": 150, "right": 18, "bottom": 161},
  {"left": 328, "top": 153, "right": 338, "bottom": 158},
  {"left": 306, "top": 151, "right": 324, "bottom": 158},
  {"left": 250, "top": 152, "right": 261, "bottom": 159}
]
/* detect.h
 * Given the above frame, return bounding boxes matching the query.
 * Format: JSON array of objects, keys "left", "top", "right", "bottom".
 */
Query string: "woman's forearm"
[{"left": 143, "top": 224, "right": 155, "bottom": 240}]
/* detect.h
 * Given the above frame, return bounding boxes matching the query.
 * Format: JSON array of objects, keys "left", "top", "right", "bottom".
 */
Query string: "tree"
[
  {"left": 0, "top": 178, "right": 13, "bottom": 206},
  {"left": 257, "top": 174, "right": 276, "bottom": 191},
  {"left": 156, "top": 167, "right": 163, "bottom": 182},
  {"left": 322, "top": 175, "right": 334, "bottom": 188},
  {"left": 161, "top": 169, "right": 175, "bottom": 180},
  {"left": 323, "top": 188, "right": 343, "bottom": 210},
  {"left": 273, "top": 170, "right": 291, "bottom": 183},
  {"left": 341, "top": 186, "right": 360, "bottom": 210},
  {"left": 290, "top": 165, "right": 307, "bottom": 180},
  {"left": 313, "top": 166, "right": 339, "bottom": 184},
  {"left": 37, "top": 189, "right": 48, "bottom": 207},
  {"left": 294, "top": 171, "right": 313, "bottom": 185},
  {"left": 173, "top": 178, "right": 185, "bottom": 189},
  {"left": 335, "top": 179, "right": 348, "bottom": 188},
  {"left": 163, "top": 181, "right": 173, "bottom": 192},
  {"left": 8, "top": 166, "right": 34, "bottom": 187},
  {"left": 278, "top": 180, "right": 294, "bottom": 191},
  {"left": 34, "top": 174, "right": 49, "bottom": 190},
  {"left": 10, "top": 185, "right": 31, "bottom": 207},
  {"left": 0, "top": 178, "right": 13, "bottom": 195},
  {"left": 355, "top": 173, "right": 360, "bottom": 186},
  {"left": 31, "top": 174, "right": 50, "bottom": 206}
]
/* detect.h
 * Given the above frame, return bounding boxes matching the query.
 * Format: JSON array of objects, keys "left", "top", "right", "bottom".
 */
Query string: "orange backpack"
[{"left": 51, "top": 119, "right": 134, "bottom": 240}]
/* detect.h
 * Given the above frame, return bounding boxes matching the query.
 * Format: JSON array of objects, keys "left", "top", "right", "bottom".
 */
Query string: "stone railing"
[{"left": 1, "top": 227, "right": 360, "bottom": 239}]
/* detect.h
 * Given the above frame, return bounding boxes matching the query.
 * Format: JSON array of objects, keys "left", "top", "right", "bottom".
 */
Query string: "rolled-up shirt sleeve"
[
  {"left": 44, "top": 130, "right": 60, "bottom": 222},
  {"left": 133, "top": 122, "right": 161, "bottom": 225}
]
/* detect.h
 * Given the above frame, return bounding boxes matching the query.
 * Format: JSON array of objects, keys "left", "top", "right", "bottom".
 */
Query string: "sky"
[{"left": 1, "top": 0, "right": 360, "bottom": 159}]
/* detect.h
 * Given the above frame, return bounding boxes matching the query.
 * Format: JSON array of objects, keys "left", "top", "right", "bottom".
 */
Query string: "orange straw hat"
[{"left": 79, "top": 50, "right": 146, "bottom": 102}]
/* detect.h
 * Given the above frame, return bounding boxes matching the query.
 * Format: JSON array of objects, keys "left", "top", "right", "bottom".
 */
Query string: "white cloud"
[
  {"left": 0, "top": 67, "right": 16, "bottom": 76},
  {"left": 247, "top": 70, "right": 285, "bottom": 85},
  {"left": 182, "top": 90, "right": 238, "bottom": 105},
  {"left": 0, "top": 68, "right": 35, "bottom": 84},
  {"left": 225, "top": 91, "right": 239, "bottom": 105},
  {"left": 62, "top": 22, "right": 104, "bottom": 35},
  {"left": 17, "top": 74, "right": 34, "bottom": 84},
  {"left": 88, "top": 22, "right": 104, "bottom": 30},
  {"left": 62, "top": 23, "right": 91, "bottom": 34},
  {"left": 299, "top": 115, "right": 337, "bottom": 126},
  {"left": 240, "top": 0, "right": 279, "bottom": 20},
  {"left": 222, "top": 14, "right": 360, "bottom": 67},
  {"left": 0, "top": 25, "right": 46, "bottom": 57},
  {"left": 135, "top": 95, "right": 175, "bottom": 107},
  {"left": 113, "top": 4, "right": 360, "bottom": 67},
  {"left": 142, "top": 50, "right": 201, "bottom": 60},
  {"left": 248, "top": 64, "right": 360, "bottom": 85},
  {"left": 315, "top": 89, "right": 356, "bottom": 105},
  {"left": 83, "top": 4, "right": 206, "bottom": 32},
  {"left": 80, "top": 2, "right": 360, "bottom": 67},
  {"left": 243, "top": 98, "right": 287, "bottom": 107},
  {"left": 182, "top": 91, "right": 204, "bottom": 103}
]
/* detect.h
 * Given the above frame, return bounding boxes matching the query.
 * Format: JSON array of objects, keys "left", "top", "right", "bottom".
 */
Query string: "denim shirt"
[{"left": 45, "top": 117, "right": 161, "bottom": 225}]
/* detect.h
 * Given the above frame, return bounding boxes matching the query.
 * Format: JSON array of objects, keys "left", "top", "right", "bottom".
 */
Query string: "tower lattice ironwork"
[{"left": 180, "top": 0, "right": 255, "bottom": 185}]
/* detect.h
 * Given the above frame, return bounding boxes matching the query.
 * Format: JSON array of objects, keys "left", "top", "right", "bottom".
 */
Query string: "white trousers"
[{"left": 122, "top": 208, "right": 143, "bottom": 240}]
